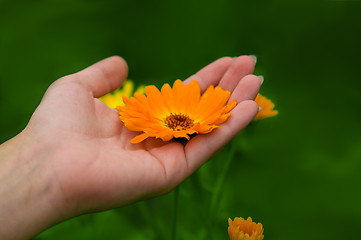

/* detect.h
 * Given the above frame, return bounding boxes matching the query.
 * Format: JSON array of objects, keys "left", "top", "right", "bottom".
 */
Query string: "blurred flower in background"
[
  {"left": 253, "top": 93, "right": 278, "bottom": 121},
  {"left": 228, "top": 217, "right": 264, "bottom": 240},
  {"left": 99, "top": 80, "right": 145, "bottom": 108},
  {"left": 117, "top": 80, "right": 236, "bottom": 143}
]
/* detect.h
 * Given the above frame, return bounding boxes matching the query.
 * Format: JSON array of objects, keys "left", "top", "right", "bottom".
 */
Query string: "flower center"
[{"left": 164, "top": 113, "right": 194, "bottom": 131}]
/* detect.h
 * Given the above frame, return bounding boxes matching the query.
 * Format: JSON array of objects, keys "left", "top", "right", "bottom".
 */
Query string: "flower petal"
[{"left": 130, "top": 133, "right": 150, "bottom": 143}]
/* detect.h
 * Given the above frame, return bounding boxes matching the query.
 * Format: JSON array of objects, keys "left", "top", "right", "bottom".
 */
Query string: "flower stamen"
[{"left": 164, "top": 113, "right": 194, "bottom": 131}]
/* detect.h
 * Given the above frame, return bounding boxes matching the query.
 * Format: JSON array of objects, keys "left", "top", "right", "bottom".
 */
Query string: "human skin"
[{"left": 0, "top": 55, "right": 261, "bottom": 239}]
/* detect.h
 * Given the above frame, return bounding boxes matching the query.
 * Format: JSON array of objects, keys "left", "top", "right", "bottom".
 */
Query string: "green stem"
[
  {"left": 204, "top": 141, "right": 237, "bottom": 240},
  {"left": 209, "top": 140, "right": 237, "bottom": 218},
  {"left": 137, "top": 201, "right": 164, "bottom": 239},
  {"left": 172, "top": 185, "right": 180, "bottom": 240}
]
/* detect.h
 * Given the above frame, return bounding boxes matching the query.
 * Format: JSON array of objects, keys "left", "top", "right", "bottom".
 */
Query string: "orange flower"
[
  {"left": 228, "top": 217, "right": 264, "bottom": 240},
  {"left": 253, "top": 93, "right": 278, "bottom": 120},
  {"left": 117, "top": 80, "right": 237, "bottom": 143}
]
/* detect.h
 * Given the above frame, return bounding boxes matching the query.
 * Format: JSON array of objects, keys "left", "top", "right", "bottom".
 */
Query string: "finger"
[
  {"left": 218, "top": 55, "right": 256, "bottom": 92},
  {"left": 68, "top": 56, "right": 128, "bottom": 98},
  {"left": 185, "top": 100, "right": 259, "bottom": 173},
  {"left": 229, "top": 74, "right": 262, "bottom": 103},
  {"left": 184, "top": 57, "right": 234, "bottom": 92}
]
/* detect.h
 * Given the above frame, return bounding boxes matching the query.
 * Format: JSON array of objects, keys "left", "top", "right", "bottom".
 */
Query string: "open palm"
[{"left": 25, "top": 56, "right": 261, "bottom": 217}]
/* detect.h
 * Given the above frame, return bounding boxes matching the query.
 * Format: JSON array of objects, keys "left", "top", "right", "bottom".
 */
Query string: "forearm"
[{"left": 0, "top": 133, "right": 63, "bottom": 240}]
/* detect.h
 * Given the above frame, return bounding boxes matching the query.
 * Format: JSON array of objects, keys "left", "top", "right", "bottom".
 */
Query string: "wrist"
[{"left": 0, "top": 131, "right": 67, "bottom": 239}]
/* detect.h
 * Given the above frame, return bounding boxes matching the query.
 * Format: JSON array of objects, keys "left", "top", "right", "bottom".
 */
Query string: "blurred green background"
[{"left": 1, "top": 0, "right": 361, "bottom": 239}]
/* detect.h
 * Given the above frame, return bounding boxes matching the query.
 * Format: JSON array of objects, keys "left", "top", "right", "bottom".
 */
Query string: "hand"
[{"left": 0, "top": 56, "right": 261, "bottom": 239}]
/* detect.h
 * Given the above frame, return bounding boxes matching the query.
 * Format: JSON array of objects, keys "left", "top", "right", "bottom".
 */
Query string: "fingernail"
[
  {"left": 249, "top": 55, "right": 257, "bottom": 64},
  {"left": 258, "top": 75, "right": 264, "bottom": 84}
]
